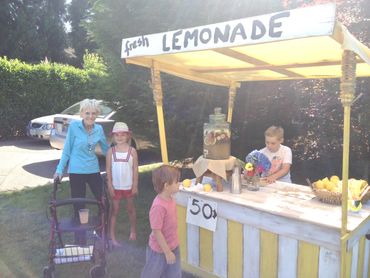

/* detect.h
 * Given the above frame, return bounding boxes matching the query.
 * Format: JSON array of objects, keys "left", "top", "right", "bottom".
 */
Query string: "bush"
[{"left": 0, "top": 55, "right": 107, "bottom": 139}]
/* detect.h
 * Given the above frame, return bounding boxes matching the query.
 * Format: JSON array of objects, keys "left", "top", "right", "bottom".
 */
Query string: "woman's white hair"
[{"left": 79, "top": 99, "right": 101, "bottom": 114}]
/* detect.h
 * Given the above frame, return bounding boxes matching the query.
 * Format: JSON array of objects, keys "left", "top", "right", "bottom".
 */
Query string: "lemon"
[
  {"left": 315, "top": 180, "right": 325, "bottom": 189},
  {"left": 330, "top": 175, "right": 340, "bottom": 184},
  {"left": 323, "top": 179, "right": 331, "bottom": 189},
  {"left": 203, "top": 183, "right": 212, "bottom": 192},
  {"left": 325, "top": 181, "right": 336, "bottom": 192},
  {"left": 182, "top": 179, "right": 192, "bottom": 188},
  {"left": 245, "top": 162, "right": 254, "bottom": 171},
  {"left": 204, "top": 134, "right": 216, "bottom": 146}
]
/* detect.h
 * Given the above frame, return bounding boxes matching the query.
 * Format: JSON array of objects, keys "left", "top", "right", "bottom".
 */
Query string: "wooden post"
[
  {"left": 339, "top": 50, "right": 356, "bottom": 278},
  {"left": 227, "top": 82, "right": 237, "bottom": 123},
  {"left": 150, "top": 61, "right": 169, "bottom": 164}
]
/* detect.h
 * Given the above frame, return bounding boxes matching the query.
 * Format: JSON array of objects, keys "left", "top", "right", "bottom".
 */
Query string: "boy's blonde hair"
[
  {"left": 264, "top": 126, "right": 284, "bottom": 140},
  {"left": 152, "top": 165, "right": 180, "bottom": 193},
  {"left": 79, "top": 99, "right": 101, "bottom": 115}
]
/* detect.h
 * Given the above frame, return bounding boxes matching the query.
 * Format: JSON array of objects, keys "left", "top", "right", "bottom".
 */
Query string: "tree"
[
  {"left": 279, "top": 0, "right": 370, "bottom": 180},
  {"left": 0, "top": 0, "right": 67, "bottom": 63},
  {"left": 67, "top": 0, "right": 97, "bottom": 67}
]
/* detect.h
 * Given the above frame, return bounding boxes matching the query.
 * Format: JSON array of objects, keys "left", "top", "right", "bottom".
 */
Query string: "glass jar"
[
  {"left": 203, "top": 108, "right": 231, "bottom": 160},
  {"left": 245, "top": 174, "right": 260, "bottom": 191}
]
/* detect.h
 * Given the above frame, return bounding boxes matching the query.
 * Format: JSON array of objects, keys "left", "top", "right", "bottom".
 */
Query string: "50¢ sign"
[{"left": 186, "top": 196, "right": 218, "bottom": 232}]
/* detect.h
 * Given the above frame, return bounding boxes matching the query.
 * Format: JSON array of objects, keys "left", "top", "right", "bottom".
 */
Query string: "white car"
[
  {"left": 26, "top": 102, "right": 83, "bottom": 141},
  {"left": 49, "top": 100, "right": 146, "bottom": 155}
]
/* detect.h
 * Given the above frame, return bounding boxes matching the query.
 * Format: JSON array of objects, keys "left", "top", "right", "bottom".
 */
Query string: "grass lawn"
[{"left": 0, "top": 166, "right": 197, "bottom": 278}]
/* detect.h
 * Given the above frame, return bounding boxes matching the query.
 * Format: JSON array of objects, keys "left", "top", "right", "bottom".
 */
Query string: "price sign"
[{"left": 186, "top": 196, "right": 218, "bottom": 232}]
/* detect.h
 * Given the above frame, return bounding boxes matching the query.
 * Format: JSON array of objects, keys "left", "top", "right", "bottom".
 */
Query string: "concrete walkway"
[{"left": 0, "top": 138, "right": 62, "bottom": 192}]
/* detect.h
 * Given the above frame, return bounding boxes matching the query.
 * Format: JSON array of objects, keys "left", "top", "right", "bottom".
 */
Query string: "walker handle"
[{"left": 53, "top": 177, "right": 61, "bottom": 199}]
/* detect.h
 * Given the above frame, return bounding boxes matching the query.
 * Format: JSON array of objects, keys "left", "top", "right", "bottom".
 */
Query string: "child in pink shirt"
[{"left": 141, "top": 165, "right": 181, "bottom": 278}]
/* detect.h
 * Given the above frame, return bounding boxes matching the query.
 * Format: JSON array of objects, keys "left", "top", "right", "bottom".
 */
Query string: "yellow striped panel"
[
  {"left": 345, "top": 246, "right": 352, "bottom": 278},
  {"left": 368, "top": 248, "right": 370, "bottom": 278},
  {"left": 200, "top": 227, "right": 213, "bottom": 272},
  {"left": 228, "top": 220, "right": 243, "bottom": 278},
  {"left": 260, "top": 230, "right": 278, "bottom": 278},
  {"left": 368, "top": 242, "right": 370, "bottom": 278},
  {"left": 177, "top": 205, "right": 187, "bottom": 262},
  {"left": 298, "top": 241, "right": 319, "bottom": 278},
  {"left": 357, "top": 236, "right": 365, "bottom": 278}
]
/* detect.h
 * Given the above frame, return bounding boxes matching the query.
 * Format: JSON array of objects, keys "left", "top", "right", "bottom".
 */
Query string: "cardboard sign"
[{"left": 186, "top": 196, "right": 218, "bottom": 232}]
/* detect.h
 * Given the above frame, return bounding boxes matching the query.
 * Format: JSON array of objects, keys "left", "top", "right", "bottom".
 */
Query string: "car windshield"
[{"left": 61, "top": 101, "right": 114, "bottom": 118}]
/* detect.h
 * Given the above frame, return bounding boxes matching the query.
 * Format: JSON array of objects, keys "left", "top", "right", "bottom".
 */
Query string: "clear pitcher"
[{"left": 231, "top": 165, "right": 242, "bottom": 194}]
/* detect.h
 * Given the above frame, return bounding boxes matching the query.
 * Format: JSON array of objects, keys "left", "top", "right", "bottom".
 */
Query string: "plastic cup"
[{"left": 79, "top": 208, "right": 89, "bottom": 224}]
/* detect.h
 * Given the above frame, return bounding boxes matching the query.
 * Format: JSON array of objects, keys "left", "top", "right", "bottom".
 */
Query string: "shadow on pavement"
[
  {"left": 22, "top": 159, "right": 60, "bottom": 179},
  {"left": 21, "top": 149, "right": 161, "bottom": 178}
]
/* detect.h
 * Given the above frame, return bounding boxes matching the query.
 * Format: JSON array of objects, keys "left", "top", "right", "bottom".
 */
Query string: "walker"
[{"left": 43, "top": 177, "right": 109, "bottom": 278}]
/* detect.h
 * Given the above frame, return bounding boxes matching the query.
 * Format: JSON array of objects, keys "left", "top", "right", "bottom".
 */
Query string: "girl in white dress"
[{"left": 106, "top": 122, "right": 138, "bottom": 247}]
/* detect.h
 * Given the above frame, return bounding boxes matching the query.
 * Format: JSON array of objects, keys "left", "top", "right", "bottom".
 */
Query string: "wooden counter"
[{"left": 175, "top": 182, "right": 370, "bottom": 278}]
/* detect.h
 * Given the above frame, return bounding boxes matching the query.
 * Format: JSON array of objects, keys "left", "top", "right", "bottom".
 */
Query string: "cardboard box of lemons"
[
  {"left": 182, "top": 179, "right": 192, "bottom": 188},
  {"left": 203, "top": 183, "right": 212, "bottom": 192}
]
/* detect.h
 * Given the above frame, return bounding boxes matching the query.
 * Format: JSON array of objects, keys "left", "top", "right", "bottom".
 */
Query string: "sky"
[{"left": 64, "top": 0, "right": 72, "bottom": 32}]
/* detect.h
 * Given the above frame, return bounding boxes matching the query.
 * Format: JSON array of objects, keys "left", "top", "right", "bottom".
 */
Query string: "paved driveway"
[
  {"left": 0, "top": 138, "right": 162, "bottom": 192},
  {"left": 0, "top": 139, "right": 63, "bottom": 191}
]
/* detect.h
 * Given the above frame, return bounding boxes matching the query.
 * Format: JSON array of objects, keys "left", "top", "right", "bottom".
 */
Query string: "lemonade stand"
[{"left": 121, "top": 4, "right": 370, "bottom": 277}]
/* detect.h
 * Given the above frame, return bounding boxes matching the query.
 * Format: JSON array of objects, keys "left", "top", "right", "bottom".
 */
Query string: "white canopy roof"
[{"left": 121, "top": 4, "right": 370, "bottom": 87}]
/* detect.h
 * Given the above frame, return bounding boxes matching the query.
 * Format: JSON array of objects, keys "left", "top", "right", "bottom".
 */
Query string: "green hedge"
[{"left": 0, "top": 56, "right": 106, "bottom": 138}]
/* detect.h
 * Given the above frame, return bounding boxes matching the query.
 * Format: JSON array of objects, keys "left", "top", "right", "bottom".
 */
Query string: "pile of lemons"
[
  {"left": 182, "top": 179, "right": 212, "bottom": 192},
  {"left": 315, "top": 176, "right": 368, "bottom": 199},
  {"left": 315, "top": 176, "right": 340, "bottom": 192}
]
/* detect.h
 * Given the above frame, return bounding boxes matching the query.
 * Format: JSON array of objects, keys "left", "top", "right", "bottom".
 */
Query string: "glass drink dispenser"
[{"left": 203, "top": 108, "right": 231, "bottom": 160}]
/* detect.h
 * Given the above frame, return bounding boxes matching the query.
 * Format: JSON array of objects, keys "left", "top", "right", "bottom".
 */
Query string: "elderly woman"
[{"left": 54, "top": 99, "right": 109, "bottom": 244}]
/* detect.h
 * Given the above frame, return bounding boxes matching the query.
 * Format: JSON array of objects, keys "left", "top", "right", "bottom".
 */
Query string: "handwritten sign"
[
  {"left": 186, "top": 196, "right": 218, "bottom": 232},
  {"left": 121, "top": 4, "right": 336, "bottom": 58}
]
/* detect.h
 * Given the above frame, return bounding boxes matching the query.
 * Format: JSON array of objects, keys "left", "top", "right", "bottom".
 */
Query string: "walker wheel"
[
  {"left": 366, "top": 234, "right": 370, "bottom": 240},
  {"left": 43, "top": 266, "right": 55, "bottom": 278},
  {"left": 90, "top": 264, "right": 106, "bottom": 278}
]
